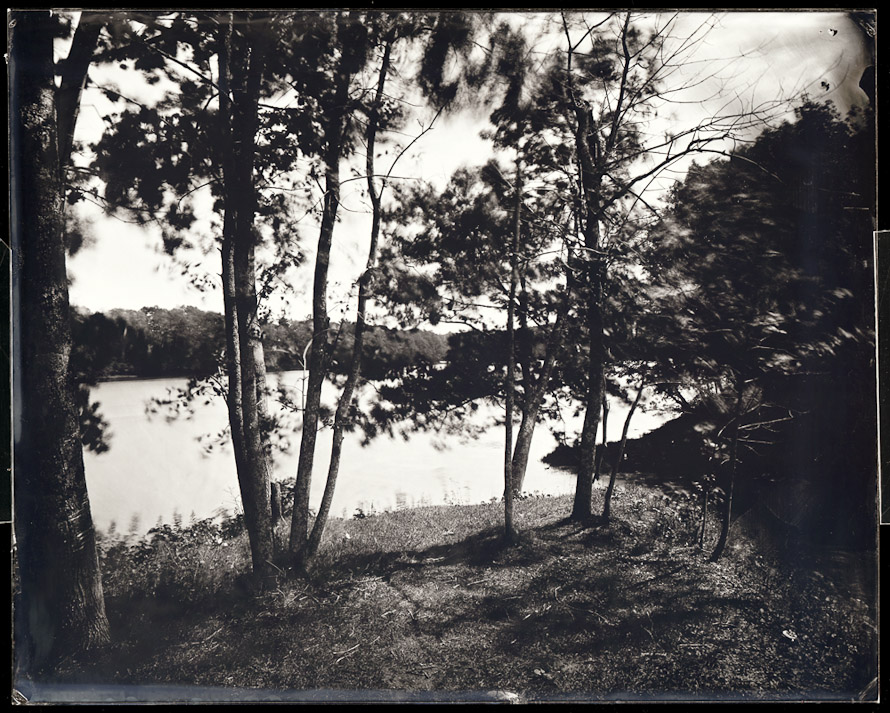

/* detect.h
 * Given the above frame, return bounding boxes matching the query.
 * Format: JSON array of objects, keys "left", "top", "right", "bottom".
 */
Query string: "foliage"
[
  {"left": 70, "top": 306, "right": 448, "bottom": 382},
  {"left": 98, "top": 511, "right": 254, "bottom": 606},
  {"left": 643, "top": 102, "right": 876, "bottom": 547}
]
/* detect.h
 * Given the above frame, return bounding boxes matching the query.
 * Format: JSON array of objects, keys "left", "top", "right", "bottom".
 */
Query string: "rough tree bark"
[
  {"left": 217, "top": 12, "right": 275, "bottom": 582},
  {"left": 11, "top": 9, "right": 110, "bottom": 670}
]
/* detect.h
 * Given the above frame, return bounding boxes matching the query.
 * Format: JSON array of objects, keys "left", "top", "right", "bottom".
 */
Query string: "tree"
[
  {"left": 88, "top": 11, "right": 311, "bottom": 582},
  {"left": 11, "top": 9, "right": 110, "bottom": 670},
  {"left": 287, "top": 11, "right": 375, "bottom": 563},
  {"left": 645, "top": 102, "right": 875, "bottom": 559},
  {"left": 554, "top": 12, "right": 786, "bottom": 521},
  {"left": 288, "top": 11, "right": 488, "bottom": 564},
  {"left": 372, "top": 157, "right": 572, "bottom": 497},
  {"left": 216, "top": 11, "right": 277, "bottom": 582},
  {"left": 602, "top": 375, "right": 644, "bottom": 520},
  {"left": 302, "top": 16, "right": 421, "bottom": 561}
]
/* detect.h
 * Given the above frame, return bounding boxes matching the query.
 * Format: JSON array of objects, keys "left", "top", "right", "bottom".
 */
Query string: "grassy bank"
[{"left": 37, "top": 482, "right": 876, "bottom": 702}]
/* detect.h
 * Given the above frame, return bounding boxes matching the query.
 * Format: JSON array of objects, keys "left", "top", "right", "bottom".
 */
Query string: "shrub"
[{"left": 98, "top": 514, "right": 250, "bottom": 605}]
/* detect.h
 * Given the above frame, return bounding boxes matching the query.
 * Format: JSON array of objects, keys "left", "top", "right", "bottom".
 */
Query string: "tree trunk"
[
  {"left": 510, "top": 305, "right": 566, "bottom": 494},
  {"left": 517, "top": 271, "right": 533, "bottom": 406},
  {"left": 303, "top": 37, "right": 394, "bottom": 562},
  {"left": 711, "top": 400, "right": 742, "bottom": 562},
  {"left": 234, "top": 245, "right": 275, "bottom": 581},
  {"left": 11, "top": 9, "right": 110, "bottom": 670},
  {"left": 271, "top": 481, "right": 283, "bottom": 521},
  {"left": 253, "top": 333, "right": 272, "bottom": 458},
  {"left": 511, "top": 408, "right": 535, "bottom": 495},
  {"left": 698, "top": 488, "right": 710, "bottom": 549},
  {"left": 56, "top": 12, "right": 104, "bottom": 169},
  {"left": 594, "top": 392, "right": 609, "bottom": 483},
  {"left": 221, "top": 232, "right": 247, "bottom": 482},
  {"left": 290, "top": 27, "right": 350, "bottom": 561},
  {"left": 603, "top": 379, "right": 644, "bottom": 520},
  {"left": 218, "top": 13, "right": 275, "bottom": 582},
  {"left": 502, "top": 162, "right": 521, "bottom": 543},
  {"left": 570, "top": 99, "right": 606, "bottom": 523}
]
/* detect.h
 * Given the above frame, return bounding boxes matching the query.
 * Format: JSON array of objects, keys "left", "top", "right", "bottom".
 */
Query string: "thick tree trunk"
[
  {"left": 603, "top": 379, "right": 644, "bottom": 520},
  {"left": 234, "top": 244, "right": 275, "bottom": 580},
  {"left": 290, "top": 34, "right": 350, "bottom": 561},
  {"left": 56, "top": 12, "right": 104, "bottom": 168},
  {"left": 303, "top": 38, "right": 394, "bottom": 562},
  {"left": 11, "top": 10, "right": 110, "bottom": 670},
  {"left": 218, "top": 13, "right": 275, "bottom": 582}
]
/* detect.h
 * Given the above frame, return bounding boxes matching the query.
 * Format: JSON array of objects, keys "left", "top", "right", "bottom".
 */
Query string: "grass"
[{"left": 28, "top": 480, "right": 877, "bottom": 703}]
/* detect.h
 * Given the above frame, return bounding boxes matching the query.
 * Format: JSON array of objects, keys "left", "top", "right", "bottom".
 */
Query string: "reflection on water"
[{"left": 83, "top": 372, "right": 669, "bottom": 535}]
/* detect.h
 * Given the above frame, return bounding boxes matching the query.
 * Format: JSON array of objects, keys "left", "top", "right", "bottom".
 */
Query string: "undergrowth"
[{"left": 50, "top": 480, "right": 876, "bottom": 702}]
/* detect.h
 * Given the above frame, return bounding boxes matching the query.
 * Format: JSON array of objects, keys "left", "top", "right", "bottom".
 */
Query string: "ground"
[{"left": 17, "top": 482, "right": 878, "bottom": 703}]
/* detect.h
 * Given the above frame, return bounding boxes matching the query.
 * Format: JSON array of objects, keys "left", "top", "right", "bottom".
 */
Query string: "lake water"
[{"left": 83, "top": 371, "right": 672, "bottom": 535}]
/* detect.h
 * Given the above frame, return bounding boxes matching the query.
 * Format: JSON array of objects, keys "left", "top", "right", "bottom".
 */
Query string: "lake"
[{"left": 83, "top": 371, "right": 672, "bottom": 535}]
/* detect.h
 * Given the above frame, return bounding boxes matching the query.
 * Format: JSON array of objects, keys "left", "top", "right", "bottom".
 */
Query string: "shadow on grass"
[{"left": 46, "top": 498, "right": 877, "bottom": 699}]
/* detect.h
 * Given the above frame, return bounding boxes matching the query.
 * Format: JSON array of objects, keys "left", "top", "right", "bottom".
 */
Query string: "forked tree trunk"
[
  {"left": 304, "top": 37, "right": 395, "bottom": 562},
  {"left": 502, "top": 162, "right": 522, "bottom": 543},
  {"left": 510, "top": 306, "right": 567, "bottom": 494},
  {"left": 218, "top": 13, "right": 275, "bottom": 582},
  {"left": 603, "top": 379, "right": 644, "bottom": 520},
  {"left": 290, "top": 25, "right": 351, "bottom": 562},
  {"left": 11, "top": 10, "right": 110, "bottom": 669}
]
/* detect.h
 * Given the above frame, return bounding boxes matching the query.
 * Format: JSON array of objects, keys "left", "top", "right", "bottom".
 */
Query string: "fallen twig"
[{"left": 334, "top": 636, "right": 381, "bottom": 664}]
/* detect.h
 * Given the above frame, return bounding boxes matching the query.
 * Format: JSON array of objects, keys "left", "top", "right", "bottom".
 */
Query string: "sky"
[{"left": 61, "top": 10, "right": 872, "bottom": 325}]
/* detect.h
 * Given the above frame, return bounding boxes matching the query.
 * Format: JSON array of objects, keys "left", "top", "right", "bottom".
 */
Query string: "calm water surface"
[{"left": 84, "top": 371, "right": 670, "bottom": 535}]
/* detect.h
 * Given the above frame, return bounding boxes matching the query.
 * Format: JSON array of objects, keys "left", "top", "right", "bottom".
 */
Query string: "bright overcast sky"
[{"left": 63, "top": 10, "right": 872, "bottom": 323}]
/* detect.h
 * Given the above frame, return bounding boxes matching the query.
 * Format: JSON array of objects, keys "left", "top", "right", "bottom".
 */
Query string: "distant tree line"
[{"left": 70, "top": 306, "right": 449, "bottom": 381}]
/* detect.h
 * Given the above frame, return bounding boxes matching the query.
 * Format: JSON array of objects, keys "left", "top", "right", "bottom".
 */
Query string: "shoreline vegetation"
[
  {"left": 25, "top": 484, "right": 876, "bottom": 702},
  {"left": 71, "top": 306, "right": 451, "bottom": 383}
]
